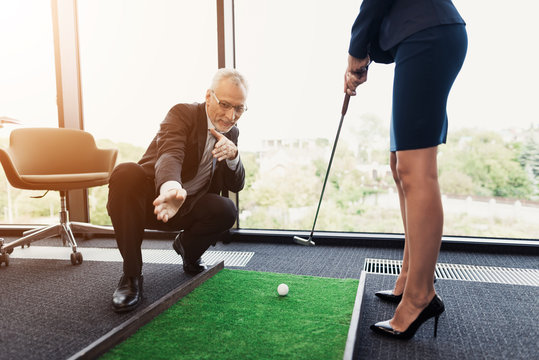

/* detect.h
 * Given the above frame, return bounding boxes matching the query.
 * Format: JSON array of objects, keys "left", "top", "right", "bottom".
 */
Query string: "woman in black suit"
[{"left": 345, "top": 0, "right": 467, "bottom": 340}]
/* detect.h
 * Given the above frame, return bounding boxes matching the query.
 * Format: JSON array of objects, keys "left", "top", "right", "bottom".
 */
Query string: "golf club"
[{"left": 293, "top": 93, "right": 351, "bottom": 246}]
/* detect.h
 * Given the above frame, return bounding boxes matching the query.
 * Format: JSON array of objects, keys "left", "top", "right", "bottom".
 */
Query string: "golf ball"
[{"left": 277, "top": 283, "right": 289, "bottom": 296}]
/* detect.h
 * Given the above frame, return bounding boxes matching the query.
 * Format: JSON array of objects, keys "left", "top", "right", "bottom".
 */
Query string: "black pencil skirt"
[{"left": 390, "top": 24, "right": 468, "bottom": 151}]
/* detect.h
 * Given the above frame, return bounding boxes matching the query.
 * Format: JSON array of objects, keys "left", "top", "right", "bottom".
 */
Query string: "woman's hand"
[{"left": 344, "top": 54, "right": 371, "bottom": 96}]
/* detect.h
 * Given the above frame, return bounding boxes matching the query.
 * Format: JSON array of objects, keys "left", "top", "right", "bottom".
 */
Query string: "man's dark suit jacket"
[
  {"left": 349, "top": 0, "right": 465, "bottom": 63},
  {"left": 138, "top": 102, "right": 245, "bottom": 216}
]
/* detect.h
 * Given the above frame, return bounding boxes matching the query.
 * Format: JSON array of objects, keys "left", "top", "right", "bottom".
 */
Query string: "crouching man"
[{"left": 107, "top": 68, "right": 248, "bottom": 312}]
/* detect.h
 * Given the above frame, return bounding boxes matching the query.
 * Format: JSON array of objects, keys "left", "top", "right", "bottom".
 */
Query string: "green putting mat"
[{"left": 102, "top": 269, "right": 358, "bottom": 360}]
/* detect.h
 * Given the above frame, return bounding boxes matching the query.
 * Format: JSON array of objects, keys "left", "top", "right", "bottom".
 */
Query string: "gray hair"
[{"left": 210, "top": 68, "right": 249, "bottom": 92}]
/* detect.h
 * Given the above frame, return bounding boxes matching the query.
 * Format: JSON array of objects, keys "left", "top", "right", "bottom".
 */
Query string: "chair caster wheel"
[
  {"left": 0, "top": 253, "right": 9, "bottom": 267},
  {"left": 70, "top": 252, "right": 83, "bottom": 265}
]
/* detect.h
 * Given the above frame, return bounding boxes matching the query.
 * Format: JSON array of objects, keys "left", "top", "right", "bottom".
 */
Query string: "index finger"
[
  {"left": 210, "top": 128, "right": 223, "bottom": 140},
  {"left": 152, "top": 194, "right": 165, "bottom": 207}
]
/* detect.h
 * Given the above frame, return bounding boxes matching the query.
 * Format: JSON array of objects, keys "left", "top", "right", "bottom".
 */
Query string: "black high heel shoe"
[
  {"left": 370, "top": 294, "right": 445, "bottom": 340},
  {"left": 375, "top": 277, "right": 437, "bottom": 303},
  {"left": 374, "top": 290, "right": 403, "bottom": 303}
]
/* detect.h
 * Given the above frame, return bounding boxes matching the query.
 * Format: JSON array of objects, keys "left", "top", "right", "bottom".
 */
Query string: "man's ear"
[{"left": 205, "top": 89, "right": 211, "bottom": 103}]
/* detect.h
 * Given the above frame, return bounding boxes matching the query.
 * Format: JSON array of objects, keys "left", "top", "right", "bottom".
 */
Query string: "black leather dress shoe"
[
  {"left": 112, "top": 274, "right": 143, "bottom": 313},
  {"left": 182, "top": 258, "right": 208, "bottom": 274},
  {"left": 173, "top": 233, "right": 208, "bottom": 275}
]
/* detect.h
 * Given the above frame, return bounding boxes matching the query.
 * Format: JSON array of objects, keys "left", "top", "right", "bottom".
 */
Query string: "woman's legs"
[{"left": 390, "top": 146, "right": 442, "bottom": 331}]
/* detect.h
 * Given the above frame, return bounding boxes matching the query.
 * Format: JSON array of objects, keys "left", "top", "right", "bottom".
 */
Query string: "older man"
[{"left": 107, "top": 68, "right": 248, "bottom": 312}]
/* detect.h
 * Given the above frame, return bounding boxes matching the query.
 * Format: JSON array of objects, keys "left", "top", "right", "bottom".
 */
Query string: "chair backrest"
[
  {"left": 0, "top": 127, "right": 118, "bottom": 190},
  {"left": 7, "top": 128, "right": 113, "bottom": 174}
]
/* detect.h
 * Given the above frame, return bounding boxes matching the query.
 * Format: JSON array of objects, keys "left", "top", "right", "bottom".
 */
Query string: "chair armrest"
[
  {"left": 95, "top": 148, "right": 119, "bottom": 174},
  {"left": 0, "top": 148, "right": 27, "bottom": 189}
]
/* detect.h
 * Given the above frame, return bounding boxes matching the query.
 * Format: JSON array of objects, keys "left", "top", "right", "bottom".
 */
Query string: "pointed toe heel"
[{"left": 370, "top": 294, "right": 445, "bottom": 340}]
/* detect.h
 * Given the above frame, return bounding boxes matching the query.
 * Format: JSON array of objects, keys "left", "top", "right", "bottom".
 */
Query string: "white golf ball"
[{"left": 277, "top": 283, "right": 289, "bottom": 296}]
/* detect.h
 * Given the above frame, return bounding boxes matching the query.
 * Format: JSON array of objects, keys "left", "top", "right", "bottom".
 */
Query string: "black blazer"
[
  {"left": 349, "top": 0, "right": 465, "bottom": 63},
  {"left": 138, "top": 102, "right": 245, "bottom": 215}
]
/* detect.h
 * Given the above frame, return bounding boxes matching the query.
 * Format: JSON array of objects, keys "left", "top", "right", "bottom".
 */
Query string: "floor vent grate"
[
  {"left": 9, "top": 246, "right": 254, "bottom": 267},
  {"left": 363, "top": 258, "right": 539, "bottom": 286}
]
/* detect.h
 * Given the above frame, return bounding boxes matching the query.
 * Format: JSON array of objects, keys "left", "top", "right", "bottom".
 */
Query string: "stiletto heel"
[{"left": 370, "top": 294, "right": 445, "bottom": 340}]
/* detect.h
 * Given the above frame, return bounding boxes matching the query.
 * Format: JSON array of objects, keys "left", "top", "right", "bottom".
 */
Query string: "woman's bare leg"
[
  {"left": 390, "top": 146, "right": 442, "bottom": 331},
  {"left": 390, "top": 151, "right": 409, "bottom": 295}
]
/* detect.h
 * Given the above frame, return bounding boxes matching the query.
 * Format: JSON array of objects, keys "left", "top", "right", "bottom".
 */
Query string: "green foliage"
[
  {"left": 89, "top": 185, "right": 112, "bottom": 225},
  {"left": 346, "top": 113, "right": 388, "bottom": 164},
  {"left": 239, "top": 151, "right": 259, "bottom": 191},
  {"left": 240, "top": 136, "right": 392, "bottom": 231},
  {"left": 518, "top": 127, "right": 539, "bottom": 195},
  {"left": 439, "top": 170, "right": 475, "bottom": 195},
  {"left": 520, "top": 136, "right": 539, "bottom": 177},
  {"left": 314, "top": 137, "right": 330, "bottom": 148},
  {"left": 240, "top": 124, "right": 537, "bottom": 238},
  {"left": 96, "top": 139, "right": 146, "bottom": 164},
  {"left": 439, "top": 129, "right": 534, "bottom": 199}
]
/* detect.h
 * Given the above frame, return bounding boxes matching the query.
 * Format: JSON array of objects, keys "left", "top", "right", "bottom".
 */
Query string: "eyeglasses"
[{"left": 211, "top": 91, "right": 247, "bottom": 115}]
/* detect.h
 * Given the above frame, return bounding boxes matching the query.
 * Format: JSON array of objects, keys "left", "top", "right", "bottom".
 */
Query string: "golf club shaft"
[{"left": 307, "top": 93, "right": 351, "bottom": 238}]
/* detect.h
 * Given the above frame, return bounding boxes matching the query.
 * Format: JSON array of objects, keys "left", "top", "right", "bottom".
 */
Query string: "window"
[
  {"left": 3, "top": 1, "right": 535, "bottom": 240},
  {"left": 0, "top": 1, "right": 60, "bottom": 224},
  {"left": 235, "top": 0, "right": 539, "bottom": 239},
  {"left": 77, "top": 0, "right": 218, "bottom": 224}
]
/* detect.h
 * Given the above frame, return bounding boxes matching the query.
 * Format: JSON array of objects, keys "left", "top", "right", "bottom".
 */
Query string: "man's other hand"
[
  {"left": 210, "top": 128, "right": 238, "bottom": 161},
  {"left": 153, "top": 188, "right": 187, "bottom": 223}
]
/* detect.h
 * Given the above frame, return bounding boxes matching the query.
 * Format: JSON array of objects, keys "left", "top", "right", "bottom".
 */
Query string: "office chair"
[{"left": 0, "top": 127, "right": 118, "bottom": 266}]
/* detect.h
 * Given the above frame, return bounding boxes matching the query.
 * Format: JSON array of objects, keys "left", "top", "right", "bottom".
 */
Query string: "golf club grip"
[{"left": 341, "top": 93, "right": 351, "bottom": 116}]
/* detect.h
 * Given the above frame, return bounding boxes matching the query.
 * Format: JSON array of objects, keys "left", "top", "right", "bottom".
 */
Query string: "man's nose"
[{"left": 224, "top": 107, "right": 237, "bottom": 121}]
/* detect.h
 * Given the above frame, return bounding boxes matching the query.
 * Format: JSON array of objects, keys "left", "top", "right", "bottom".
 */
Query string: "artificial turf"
[{"left": 101, "top": 269, "right": 358, "bottom": 360}]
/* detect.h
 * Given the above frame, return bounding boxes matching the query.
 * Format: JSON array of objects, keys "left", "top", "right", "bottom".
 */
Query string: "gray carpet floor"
[
  {"left": 0, "top": 257, "right": 193, "bottom": 360},
  {"left": 0, "top": 236, "right": 537, "bottom": 359},
  {"left": 355, "top": 274, "right": 539, "bottom": 360}
]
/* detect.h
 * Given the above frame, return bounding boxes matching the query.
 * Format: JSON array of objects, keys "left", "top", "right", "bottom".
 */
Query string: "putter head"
[{"left": 293, "top": 236, "right": 315, "bottom": 246}]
